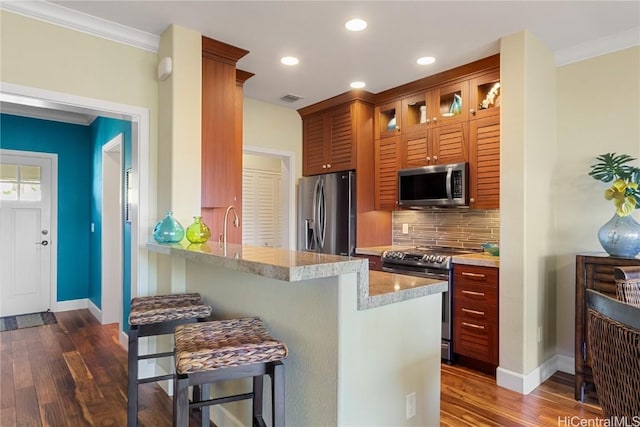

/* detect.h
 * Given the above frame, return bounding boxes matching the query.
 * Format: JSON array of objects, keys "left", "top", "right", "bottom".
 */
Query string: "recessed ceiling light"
[
  {"left": 281, "top": 56, "right": 299, "bottom": 66},
  {"left": 417, "top": 56, "right": 436, "bottom": 65},
  {"left": 345, "top": 18, "right": 367, "bottom": 32},
  {"left": 350, "top": 81, "right": 366, "bottom": 89}
]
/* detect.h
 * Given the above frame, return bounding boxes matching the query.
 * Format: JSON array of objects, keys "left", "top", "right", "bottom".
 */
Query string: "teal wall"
[
  {"left": 0, "top": 114, "right": 91, "bottom": 301},
  {"left": 89, "top": 117, "right": 132, "bottom": 329}
]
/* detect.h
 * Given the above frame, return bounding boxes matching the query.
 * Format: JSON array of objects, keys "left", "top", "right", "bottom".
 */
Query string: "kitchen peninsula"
[{"left": 148, "top": 241, "right": 446, "bottom": 426}]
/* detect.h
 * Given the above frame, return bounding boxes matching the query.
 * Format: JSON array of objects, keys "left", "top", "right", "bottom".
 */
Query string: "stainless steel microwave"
[{"left": 397, "top": 162, "right": 469, "bottom": 207}]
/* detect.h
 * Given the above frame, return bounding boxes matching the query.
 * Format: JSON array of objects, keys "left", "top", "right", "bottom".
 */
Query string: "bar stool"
[
  {"left": 128, "top": 293, "right": 212, "bottom": 427},
  {"left": 173, "top": 317, "right": 288, "bottom": 427}
]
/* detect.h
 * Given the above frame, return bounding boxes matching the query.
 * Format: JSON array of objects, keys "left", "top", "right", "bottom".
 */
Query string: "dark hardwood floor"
[{"left": 1, "top": 309, "right": 603, "bottom": 426}]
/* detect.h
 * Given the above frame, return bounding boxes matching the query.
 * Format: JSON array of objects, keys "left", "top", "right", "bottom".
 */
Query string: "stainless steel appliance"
[
  {"left": 298, "top": 171, "right": 356, "bottom": 256},
  {"left": 398, "top": 162, "right": 469, "bottom": 208},
  {"left": 381, "top": 246, "right": 479, "bottom": 361}
]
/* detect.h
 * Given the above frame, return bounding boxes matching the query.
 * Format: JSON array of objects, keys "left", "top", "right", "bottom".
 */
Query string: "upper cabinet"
[
  {"left": 201, "top": 36, "right": 252, "bottom": 244},
  {"left": 301, "top": 102, "right": 356, "bottom": 176},
  {"left": 469, "top": 70, "right": 501, "bottom": 120}
]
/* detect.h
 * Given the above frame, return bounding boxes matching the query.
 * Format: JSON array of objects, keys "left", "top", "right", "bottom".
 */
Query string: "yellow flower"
[{"left": 605, "top": 179, "right": 637, "bottom": 216}]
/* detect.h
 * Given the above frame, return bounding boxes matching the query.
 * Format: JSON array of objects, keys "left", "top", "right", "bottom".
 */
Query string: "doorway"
[
  {"left": 101, "top": 134, "right": 123, "bottom": 325},
  {"left": 0, "top": 150, "right": 57, "bottom": 316},
  {"left": 242, "top": 146, "right": 296, "bottom": 249},
  {"left": 1, "top": 82, "right": 150, "bottom": 347}
]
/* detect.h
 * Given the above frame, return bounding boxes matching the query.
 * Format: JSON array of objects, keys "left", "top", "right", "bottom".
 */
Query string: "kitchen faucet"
[{"left": 222, "top": 205, "right": 239, "bottom": 246}]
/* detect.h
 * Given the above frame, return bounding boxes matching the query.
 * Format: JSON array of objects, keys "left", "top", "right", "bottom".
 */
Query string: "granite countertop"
[
  {"left": 452, "top": 253, "right": 500, "bottom": 268},
  {"left": 148, "top": 241, "right": 447, "bottom": 310}
]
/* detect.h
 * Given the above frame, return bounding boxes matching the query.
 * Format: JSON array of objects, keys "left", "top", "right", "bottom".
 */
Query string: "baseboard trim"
[
  {"left": 555, "top": 354, "right": 575, "bottom": 375},
  {"left": 88, "top": 300, "right": 102, "bottom": 323},
  {"left": 53, "top": 298, "right": 88, "bottom": 312},
  {"left": 497, "top": 355, "right": 560, "bottom": 395},
  {"left": 210, "top": 406, "right": 245, "bottom": 427}
]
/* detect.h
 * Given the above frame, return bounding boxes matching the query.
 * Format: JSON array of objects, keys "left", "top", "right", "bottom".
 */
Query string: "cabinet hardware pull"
[
  {"left": 461, "top": 290, "right": 485, "bottom": 297},
  {"left": 327, "top": 164, "right": 331, "bottom": 168},
  {"left": 433, "top": 155, "right": 438, "bottom": 161},
  {"left": 462, "top": 308, "right": 485, "bottom": 316},
  {"left": 426, "top": 156, "right": 431, "bottom": 161},
  {"left": 432, "top": 117, "right": 437, "bottom": 122},
  {"left": 462, "top": 322, "right": 485, "bottom": 330},
  {"left": 461, "top": 272, "right": 486, "bottom": 278},
  {"left": 470, "top": 108, "right": 476, "bottom": 115}
]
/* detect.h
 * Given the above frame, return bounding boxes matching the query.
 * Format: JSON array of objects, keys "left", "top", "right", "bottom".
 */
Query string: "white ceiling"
[{"left": 2, "top": 0, "right": 639, "bottom": 116}]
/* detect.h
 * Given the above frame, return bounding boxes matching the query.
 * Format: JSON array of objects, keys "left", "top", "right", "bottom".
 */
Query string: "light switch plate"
[{"left": 402, "top": 223, "right": 409, "bottom": 234}]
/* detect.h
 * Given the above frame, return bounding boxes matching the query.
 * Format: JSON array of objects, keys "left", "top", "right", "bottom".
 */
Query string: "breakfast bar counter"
[{"left": 147, "top": 241, "right": 444, "bottom": 426}]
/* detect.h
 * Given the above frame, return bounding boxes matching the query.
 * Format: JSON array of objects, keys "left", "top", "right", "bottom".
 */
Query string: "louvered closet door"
[{"left": 242, "top": 169, "right": 282, "bottom": 247}]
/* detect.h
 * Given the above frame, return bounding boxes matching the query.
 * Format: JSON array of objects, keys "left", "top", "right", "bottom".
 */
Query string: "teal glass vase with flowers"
[{"left": 590, "top": 153, "right": 640, "bottom": 258}]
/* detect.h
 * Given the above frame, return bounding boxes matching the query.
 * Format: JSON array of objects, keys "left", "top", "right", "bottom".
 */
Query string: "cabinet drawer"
[
  {"left": 453, "top": 320, "right": 498, "bottom": 364},
  {"left": 454, "top": 301, "right": 497, "bottom": 325},
  {"left": 453, "top": 264, "right": 498, "bottom": 285},
  {"left": 454, "top": 282, "right": 497, "bottom": 305}
]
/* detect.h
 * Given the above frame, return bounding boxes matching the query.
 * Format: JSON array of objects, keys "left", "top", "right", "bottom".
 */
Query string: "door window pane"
[
  {"left": 0, "top": 164, "right": 18, "bottom": 200},
  {"left": 0, "top": 163, "right": 41, "bottom": 201}
]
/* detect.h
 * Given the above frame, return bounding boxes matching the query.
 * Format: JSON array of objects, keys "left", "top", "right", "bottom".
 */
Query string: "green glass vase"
[
  {"left": 186, "top": 216, "right": 211, "bottom": 244},
  {"left": 152, "top": 210, "right": 185, "bottom": 243}
]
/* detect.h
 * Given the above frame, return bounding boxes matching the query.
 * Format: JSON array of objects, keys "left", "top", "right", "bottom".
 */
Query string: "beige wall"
[
  {"left": 243, "top": 97, "right": 303, "bottom": 180},
  {"left": 555, "top": 46, "right": 640, "bottom": 357}
]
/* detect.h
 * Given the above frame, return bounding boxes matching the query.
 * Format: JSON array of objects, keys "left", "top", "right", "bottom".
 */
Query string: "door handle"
[{"left": 36, "top": 240, "right": 49, "bottom": 246}]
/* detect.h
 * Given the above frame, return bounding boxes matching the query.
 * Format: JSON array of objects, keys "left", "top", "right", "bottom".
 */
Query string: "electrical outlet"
[
  {"left": 538, "top": 326, "right": 542, "bottom": 343},
  {"left": 90, "top": 223, "right": 95, "bottom": 233},
  {"left": 402, "top": 223, "right": 409, "bottom": 234},
  {"left": 406, "top": 392, "right": 416, "bottom": 419}
]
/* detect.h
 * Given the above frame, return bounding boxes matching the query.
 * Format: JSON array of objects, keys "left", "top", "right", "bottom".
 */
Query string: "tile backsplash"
[{"left": 393, "top": 209, "right": 500, "bottom": 250}]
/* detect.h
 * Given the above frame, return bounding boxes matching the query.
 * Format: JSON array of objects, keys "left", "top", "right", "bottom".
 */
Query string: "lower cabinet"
[
  {"left": 355, "top": 254, "right": 383, "bottom": 271},
  {"left": 452, "top": 264, "right": 499, "bottom": 365}
]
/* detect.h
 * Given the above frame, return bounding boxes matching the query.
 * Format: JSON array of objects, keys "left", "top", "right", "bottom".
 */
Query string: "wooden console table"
[{"left": 575, "top": 252, "right": 640, "bottom": 401}]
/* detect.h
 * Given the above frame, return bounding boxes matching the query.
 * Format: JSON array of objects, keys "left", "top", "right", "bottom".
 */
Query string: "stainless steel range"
[{"left": 381, "top": 246, "right": 479, "bottom": 361}]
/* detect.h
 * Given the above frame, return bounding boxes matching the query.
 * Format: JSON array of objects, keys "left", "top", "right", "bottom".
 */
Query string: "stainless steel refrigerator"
[{"left": 298, "top": 171, "right": 356, "bottom": 256}]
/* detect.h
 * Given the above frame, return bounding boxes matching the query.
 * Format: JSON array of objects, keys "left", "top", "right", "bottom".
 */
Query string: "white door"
[{"left": 0, "top": 151, "right": 54, "bottom": 316}]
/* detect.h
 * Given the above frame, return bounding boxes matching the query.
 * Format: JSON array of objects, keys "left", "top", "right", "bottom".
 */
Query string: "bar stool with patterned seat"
[
  {"left": 173, "top": 317, "right": 288, "bottom": 427},
  {"left": 128, "top": 292, "right": 212, "bottom": 427}
]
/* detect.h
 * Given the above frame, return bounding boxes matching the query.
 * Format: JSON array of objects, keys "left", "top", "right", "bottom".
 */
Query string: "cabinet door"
[
  {"left": 469, "top": 115, "right": 500, "bottom": 209},
  {"left": 402, "top": 129, "right": 430, "bottom": 168},
  {"left": 375, "top": 100, "right": 401, "bottom": 140},
  {"left": 401, "top": 92, "right": 434, "bottom": 133},
  {"left": 469, "top": 69, "right": 501, "bottom": 120},
  {"left": 302, "top": 112, "right": 327, "bottom": 176},
  {"left": 327, "top": 104, "right": 355, "bottom": 172},
  {"left": 202, "top": 55, "right": 239, "bottom": 208},
  {"left": 374, "top": 135, "right": 400, "bottom": 210},
  {"left": 433, "top": 80, "right": 469, "bottom": 126},
  {"left": 431, "top": 122, "right": 469, "bottom": 165}
]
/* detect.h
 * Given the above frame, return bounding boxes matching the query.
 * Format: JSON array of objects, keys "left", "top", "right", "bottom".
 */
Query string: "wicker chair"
[
  {"left": 614, "top": 266, "right": 640, "bottom": 307},
  {"left": 586, "top": 289, "right": 640, "bottom": 419}
]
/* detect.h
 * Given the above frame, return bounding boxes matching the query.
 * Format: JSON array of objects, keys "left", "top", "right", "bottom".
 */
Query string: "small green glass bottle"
[{"left": 186, "top": 216, "right": 211, "bottom": 244}]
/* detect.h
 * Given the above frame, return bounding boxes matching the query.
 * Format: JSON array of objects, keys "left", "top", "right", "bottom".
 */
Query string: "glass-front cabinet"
[
  {"left": 375, "top": 100, "right": 401, "bottom": 139},
  {"left": 434, "top": 81, "right": 469, "bottom": 125},
  {"left": 469, "top": 70, "right": 501, "bottom": 120}
]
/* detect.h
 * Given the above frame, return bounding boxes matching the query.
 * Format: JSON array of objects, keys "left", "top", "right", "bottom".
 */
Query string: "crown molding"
[
  {"left": 556, "top": 27, "right": 640, "bottom": 66},
  {"left": 1, "top": 0, "right": 160, "bottom": 53}
]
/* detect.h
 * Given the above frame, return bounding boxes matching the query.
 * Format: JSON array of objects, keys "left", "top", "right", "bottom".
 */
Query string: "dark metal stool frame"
[
  {"left": 173, "top": 321, "right": 286, "bottom": 427},
  {"left": 127, "top": 295, "right": 212, "bottom": 427}
]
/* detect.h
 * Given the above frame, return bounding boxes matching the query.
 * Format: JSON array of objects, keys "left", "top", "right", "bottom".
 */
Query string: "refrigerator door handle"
[
  {"left": 317, "top": 178, "right": 327, "bottom": 249},
  {"left": 312, "top": 178, "right": 322, "bottom": 249}
]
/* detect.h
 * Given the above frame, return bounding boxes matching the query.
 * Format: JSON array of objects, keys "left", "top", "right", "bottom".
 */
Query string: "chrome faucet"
[{"left": 222, "top": 205, "right": 239, "bottom": 246}]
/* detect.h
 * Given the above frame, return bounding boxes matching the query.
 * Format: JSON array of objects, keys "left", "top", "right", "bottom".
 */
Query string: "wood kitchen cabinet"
[
  {"left": 452, "top": 264, "right": 499, "bottom": 366},
  {"left": 302, "top": 103, "right": 355, "bottom": 176},
  {"left": 401, "top": 123, "right": 469, "bottom": 168},
  {"left": 469, "top": 69, "right": 501, "bottom": 120},
  {"left": 469, "top": 115, "right": 500, "bottom": 209},
  {"left": 374, "top": 134, "right": 401, "bottom": 210},
  {"left": 574, "top": 253, "right": 640, "bottom": 402},
  {"left": 201, "top": 36, "right": 251, "bottom": 244},
  {"left": 375, "top": 100, "right": 401, "bottom": 140}
]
